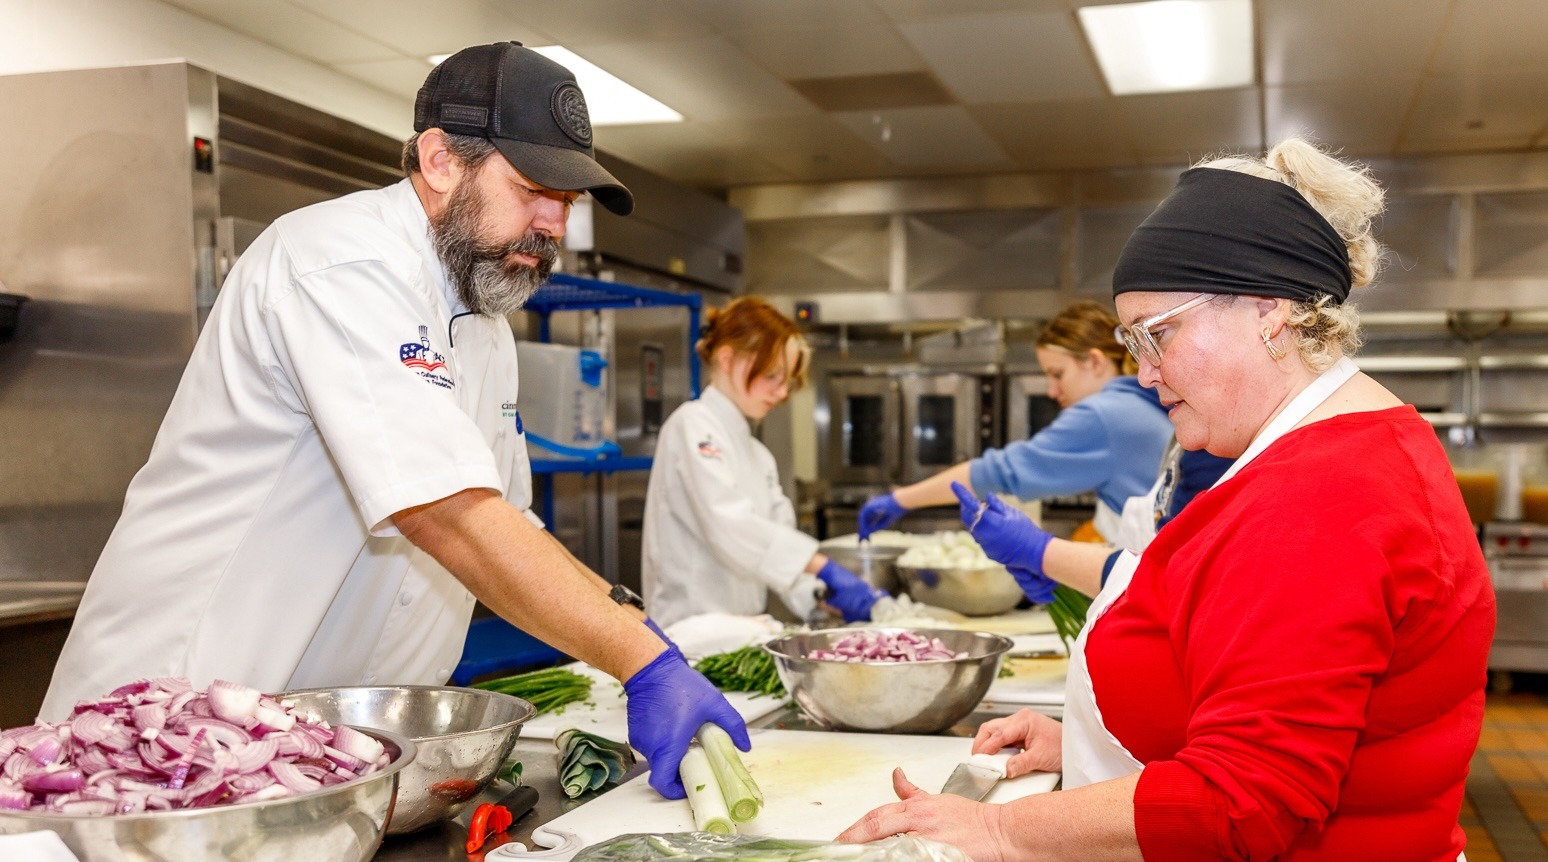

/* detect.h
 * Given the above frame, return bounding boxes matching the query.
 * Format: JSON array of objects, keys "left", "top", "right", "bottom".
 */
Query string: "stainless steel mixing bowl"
[
  {"left": 895, "top": 563, "right": 1025, "bottom": 616},
  {"left": 818, "top": 541, "right": 908, "bottom": 593},
  {"left": 763, "top": 628, "right": 1013, "bottom": 733},
  {"left": 277, "top": 684, "right": 534, "bottom": 834},
  {"left": 0, "top": 726, "right": 414, "bottom": 862}
]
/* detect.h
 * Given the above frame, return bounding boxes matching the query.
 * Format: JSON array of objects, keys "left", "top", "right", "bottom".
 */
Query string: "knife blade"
[{"left": 940, "top": 759, "right": 1003, "bottom": 801}]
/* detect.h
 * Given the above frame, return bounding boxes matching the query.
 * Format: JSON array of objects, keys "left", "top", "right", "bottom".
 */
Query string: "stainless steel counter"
[
  {"left": 373, "top": 700, "right": 1047, "bottom": 862},
  {"left": 0, "top": 580, "right": 85, "bottom": 626}
]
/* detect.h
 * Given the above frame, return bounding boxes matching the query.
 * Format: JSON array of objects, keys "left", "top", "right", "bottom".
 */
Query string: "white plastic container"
[{"left": 515, "top": 341, "right": 610, "bottom": 457}]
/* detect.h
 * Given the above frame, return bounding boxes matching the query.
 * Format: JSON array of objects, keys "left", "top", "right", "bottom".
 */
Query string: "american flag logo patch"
[
  {"left": 399, "top": 324, "right": 448, "bottom": 371},
  {"left": 697, "top": 438, "right": 720, "bottom": 459}
]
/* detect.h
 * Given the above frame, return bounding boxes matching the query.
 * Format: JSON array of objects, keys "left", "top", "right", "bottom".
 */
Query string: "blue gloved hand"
[
  {"left": 623, "top": 645, "right": 750, "bottom": 799},
  {"left": 816, "top": 559, "right": 886, "bottom": 622},
  {"left": 951, "top": 482, "right": 1057, "bottom": 604},
  {"left": 644, "top": 617, "right": 677, "bottom": 650},
  {"left": 857, "top": 492, "right": 909, "bottom": 540}
]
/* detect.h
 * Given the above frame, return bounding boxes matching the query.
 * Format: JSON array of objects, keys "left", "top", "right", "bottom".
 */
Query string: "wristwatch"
[{"left": 608, "top": 583, "right": 646, "bottom": 612}]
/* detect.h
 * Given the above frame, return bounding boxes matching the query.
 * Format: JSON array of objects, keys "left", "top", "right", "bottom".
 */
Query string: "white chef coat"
[
  {"left": 40, "top": 179, "right": 536, "bottom": 721},
  {"left": 641, "top": 386, "right": 820, "bottom": 627}
]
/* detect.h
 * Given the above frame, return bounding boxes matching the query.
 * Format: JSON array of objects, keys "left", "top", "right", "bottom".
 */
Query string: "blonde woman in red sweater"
[{"left": 840, "top": 139, "right": 1495, "bottom": 861}]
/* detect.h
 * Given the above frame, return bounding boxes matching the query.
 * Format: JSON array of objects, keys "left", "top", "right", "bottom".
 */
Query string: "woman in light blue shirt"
[{"left": 858, "top": 300, "right": 1173, "bottom": 544}]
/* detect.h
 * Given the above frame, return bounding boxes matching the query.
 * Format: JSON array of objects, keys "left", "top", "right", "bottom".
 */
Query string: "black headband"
[{"left": 1111, "top": 167, "right": 1353, "bottom": 305}]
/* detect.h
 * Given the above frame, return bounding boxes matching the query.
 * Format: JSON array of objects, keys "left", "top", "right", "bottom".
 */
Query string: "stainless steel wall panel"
[
  {"left": 1377, "top": 194, "right": 1459, "bottom": 282},
  {"left": 1074, "top": 204, "right": 1154, "bottom": 294},
  {"left": 747, "top": 215, "right": 892, "bottom": 294},
  {"left": 0, "top": 63, "right": 204, "bottom": 583},
  {"left": 1474, "top": 191, "right": 1548, "bottom": 278},
  {"left": 904, "top": 209, "right": 1061, "bottom": 292}
]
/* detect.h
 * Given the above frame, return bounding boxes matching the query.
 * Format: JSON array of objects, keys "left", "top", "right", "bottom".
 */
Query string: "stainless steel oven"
[
  {"left": 898, "top": 372, "right": 1000, "bottom": 484},
  {"left": 1005, "top": 373, "right": 1063, "bottom": 443},
  {"left": 827, "top": 375, "right": 900, "bottom": 487}
]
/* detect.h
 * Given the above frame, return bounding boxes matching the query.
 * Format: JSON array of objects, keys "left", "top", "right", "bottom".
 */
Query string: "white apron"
[
  {"left": 1061, "top": 357, "right": 1360, "bottom": 788},
  {"left": 1090, "top": 498, "right": 1124, "bottom": 546}
]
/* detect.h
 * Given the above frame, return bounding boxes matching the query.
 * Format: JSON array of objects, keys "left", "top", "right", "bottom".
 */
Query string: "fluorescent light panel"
[
  {"left": 427, "top": 48, "right": 681, "bottom": 126},
  {"left": 1078, "top": 0, "right": 1254, "bottom": 95}
]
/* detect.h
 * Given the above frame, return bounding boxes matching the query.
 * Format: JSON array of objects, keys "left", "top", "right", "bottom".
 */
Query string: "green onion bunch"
[
  {"left": 473, "top": 666, "right": 595, "bottom": 715},
  {"left": 693, "top": 646, "right": 786, "bottom": 699}
]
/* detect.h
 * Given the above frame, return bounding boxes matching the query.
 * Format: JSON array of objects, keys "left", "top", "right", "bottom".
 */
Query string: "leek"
[
  {"left": 698, "top": 724, "right": 762, "bottom": 821},
  {"left": 680, "top": 747, "right": 735, "bottom": 834}
]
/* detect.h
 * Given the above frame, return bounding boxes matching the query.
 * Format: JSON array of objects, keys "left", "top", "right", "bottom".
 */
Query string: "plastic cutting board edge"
[
  {"left": 519, "top": 662, "right": 789, "bottom": 741},
  {"left": 515, "top": 728, "right": 1060, "bottom": 860}
]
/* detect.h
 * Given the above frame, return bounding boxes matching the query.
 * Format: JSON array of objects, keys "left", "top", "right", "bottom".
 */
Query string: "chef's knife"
[{"left": 939, "top": 754, "right": 1006, "bottom": 801}]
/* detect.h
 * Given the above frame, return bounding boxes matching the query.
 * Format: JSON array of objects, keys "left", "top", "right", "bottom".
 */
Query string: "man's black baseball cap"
[{"left": 415, "top": 42, "right": 634, "bottom": 216}]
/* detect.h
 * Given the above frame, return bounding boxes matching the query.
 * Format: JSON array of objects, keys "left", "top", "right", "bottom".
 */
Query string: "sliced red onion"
[
  {"left": 330, "top": 725, "right": 384, "bottom": 765},
  {"left": 232, "top": 738, "right": 279, "bottom": 775},
  {"left": 181, "top": 717, "right": 251, "bottom": 750},
  {"left": 267, "top": 760, "right": 321, "bottom": 794},
  {"left": 132, "top": 703, "right": 168, "bottom": 731},
  {"left": 23, "top": 768, "right": 85, "bottom": 794},
  {"left": 207, "top": 680, "right": 261, "bottom": 725},
  {"left": 0, "top": 677, "right": 382, "bottom": 816},
  {"left": 26, "top": 735, "right": 62, "bottom": 766},
  {"left": 0, "top": 783, "right": 29, "bottom": 810}
]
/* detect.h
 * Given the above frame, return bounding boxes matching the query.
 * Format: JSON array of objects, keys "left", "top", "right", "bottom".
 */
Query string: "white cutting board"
[
  {"left": 521, "top": 663, "right": 789, "bottom": 741},
  {"left": 530, "top": 728, "right": 1059, "bottom": 853},
  {"left": 949, "top": 608, "right": 1055, "bottom": 636},
  {"left": 982, "top": 657, "right": 1068, "bottom": 706}
]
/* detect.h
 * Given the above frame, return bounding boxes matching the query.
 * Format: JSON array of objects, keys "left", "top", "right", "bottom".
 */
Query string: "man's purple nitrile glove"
[
  {"left": 816, "top": 559, "right": 886, "bottom": 623},
  {"left": 623, "top": 646, "right": 750, "bottom": 799},
  {"left": 857, "top": 492, "right": 909, "bottom": 540},
  {"left": 951, "top": 482, "right": 1057, "bottom": 604},
  {"left": 644, "top": 617, "right": 678, "bottom": 651}
]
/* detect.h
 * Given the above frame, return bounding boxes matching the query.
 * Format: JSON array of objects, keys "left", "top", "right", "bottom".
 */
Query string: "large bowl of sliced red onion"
[
  {"left": 0, "top": 677, "right": 415, "bottom": 862},
  {"left": 762, "top": 628, "right": 1013, "bottom": 734}
]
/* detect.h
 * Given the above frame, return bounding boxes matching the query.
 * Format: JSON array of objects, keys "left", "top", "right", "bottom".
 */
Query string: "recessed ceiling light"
[
  {"left": 424, "top": 48, "right": 682, "bottom": 126},
  {"left": 1077, "top": 0, "right": 1254, "bottom": 96}
]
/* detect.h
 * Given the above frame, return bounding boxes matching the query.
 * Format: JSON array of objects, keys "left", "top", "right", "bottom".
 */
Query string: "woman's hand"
[
  {"left": 972, "top": 709, "right": 1063, "bottom": 778},
  {"left": 836, "top": 768, "right": 1008, "bottom": 862}
]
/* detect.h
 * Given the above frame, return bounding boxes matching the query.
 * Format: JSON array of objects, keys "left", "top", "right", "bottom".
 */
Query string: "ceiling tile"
[
  {"left": 671, "top": 0, "right": 889, "bottom": 35},
  {"left": 1114, "top": 87, "right": 1262, "bottom": 166},
  {"left": 333, "top": 57, "right": 439, "bottom": 99},
  {"left": 1259, "top": 0, "right": 1449, "bottom": 86},
  {"left": 492, "top": 0, "right": 717, "bottom": 46},
  {"left": 1401, "top": 71, "right": 1548, "bottom": 154},
  {"left": 159, "top": 0, "right": 398, "bottom": 64},
  {"left": 834, "top": 105, "right": 1015, "bottom": 170},
  {"left": 729, "top": 25, "right": 925, "bottom": 80},
  {"left": 289, "top": 0, "right": 549, "bottom": 56},
  {"left": 897, "top": 10, "right": 1105, "bottom": 103},
  {"left": 875, "top": 0, "right": 1067, "bottom": 23},
  {"left": 1265, "top": 81, "right": 1414, "bottom": 157},
  {"left": 969, "top": 99, "right": 1137, "bottom": 171},
  {"left": 596, "top": 120, "right": 792, "bottom": 187},
  {"left": 1430, "top": 0, "right": 1548, "bottom": 75},
  {"left": 715, "top": 115, "right": 898, "bottom": 181},
  {"left": 570, "top": 37, "right": 816, "bottom": 121}
]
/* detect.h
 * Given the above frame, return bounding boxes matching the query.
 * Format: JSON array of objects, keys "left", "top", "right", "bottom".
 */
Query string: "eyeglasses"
[{"left": 1114, "top": 293, "right": 1214, "bottom": 367}]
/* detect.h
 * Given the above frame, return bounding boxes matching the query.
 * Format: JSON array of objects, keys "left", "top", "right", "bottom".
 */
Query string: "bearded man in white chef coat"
[{"left": 41, "top": 42, "right": 745, "bottom": 800}]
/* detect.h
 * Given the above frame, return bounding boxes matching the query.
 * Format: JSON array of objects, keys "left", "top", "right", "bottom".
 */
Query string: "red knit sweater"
[{"left": 1085, "top": 406, "right": 1495, "bottom": 861}]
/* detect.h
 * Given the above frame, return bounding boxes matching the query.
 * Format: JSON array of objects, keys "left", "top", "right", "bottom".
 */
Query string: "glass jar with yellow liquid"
[{"left": 1450, "top": 447, "right": 1499, "bottom": 526}]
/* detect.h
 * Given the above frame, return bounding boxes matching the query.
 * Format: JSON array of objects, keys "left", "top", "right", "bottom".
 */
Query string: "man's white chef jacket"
[
  {"left": 40, "top": 179, "right": 535, "bottom": 720},
  {"left": 641, "top": 386, "right": 820, "bottom": 627}
]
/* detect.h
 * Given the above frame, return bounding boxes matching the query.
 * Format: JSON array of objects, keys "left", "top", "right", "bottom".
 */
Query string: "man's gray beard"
[{"left": 430, "top": 179, "right": 559, "bottom": 317}]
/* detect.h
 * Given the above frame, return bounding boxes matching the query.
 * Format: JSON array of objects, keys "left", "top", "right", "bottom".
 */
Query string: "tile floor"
[{"left": 1462, "top": 673, "right": 1548, "bottom": 861}]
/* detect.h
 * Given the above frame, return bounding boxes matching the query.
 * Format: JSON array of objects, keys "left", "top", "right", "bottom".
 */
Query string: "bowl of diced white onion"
[
  {"left": 763, "top": 628, "right": 1012, "bottom": 733},
  {"left": 894, "top": 531, "right": 1026, "bottom": 616}
]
